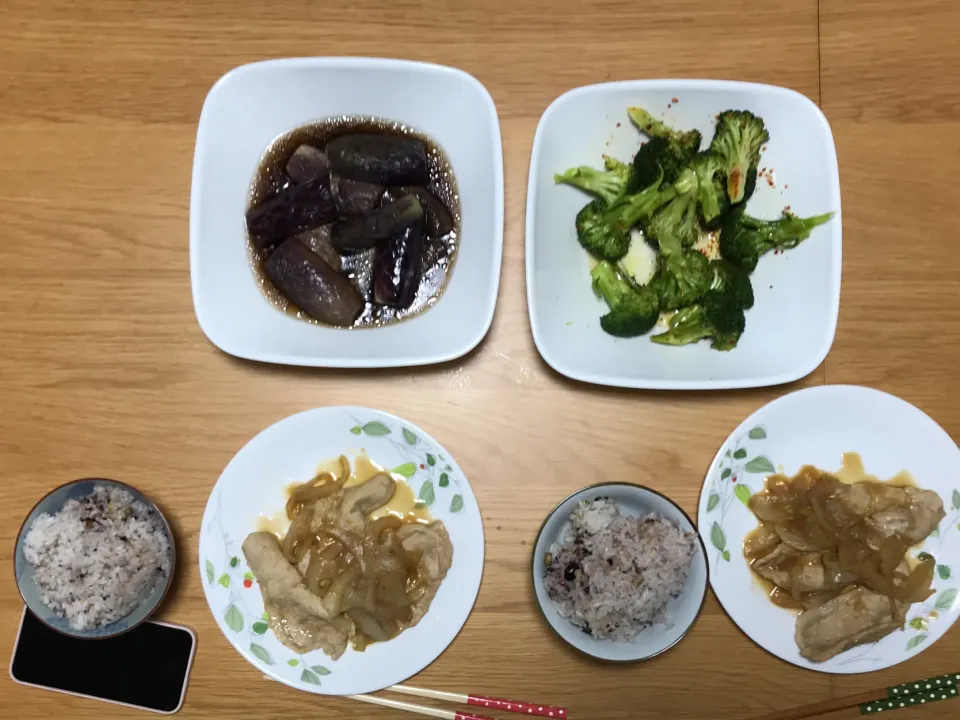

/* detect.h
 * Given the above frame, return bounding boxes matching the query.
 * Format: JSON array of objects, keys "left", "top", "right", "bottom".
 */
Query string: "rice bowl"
[{"left": 532, "top": 483, "right": 708, "bottom": 662}]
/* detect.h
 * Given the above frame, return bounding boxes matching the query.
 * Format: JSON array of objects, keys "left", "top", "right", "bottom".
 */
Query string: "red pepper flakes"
[{"left": 616, "top": 122, "right": 621, "bottom": 128}]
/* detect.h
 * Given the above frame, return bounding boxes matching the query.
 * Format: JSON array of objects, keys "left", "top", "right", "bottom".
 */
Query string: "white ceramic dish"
[
  {"left": 699, "top": 385, "right": 960, "bottom": 672},
  {"left": 199, "top": 407, "right": 484, "bottom": 695},
  {"left": 532, "top": 483, "right": 708, "bottom": 662},
  {"left": 191, "top": 58, "right": 504, "bottom": 367},
  {"left": 525, "top": 79, "right": 842, "bottom": 389}
]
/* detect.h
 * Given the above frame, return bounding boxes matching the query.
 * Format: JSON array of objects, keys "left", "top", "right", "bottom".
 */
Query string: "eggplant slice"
[
  {"left": 246, "top": 177, "right": 338, "bottom": 249},
  {"left": 285, "top": 145, "right": 330, "bottom": 184},
  {"left": 374, "top": 216, "right": 426, "bottom": 308},
  {"left": 331, "top": 195, "right": 423, "bottom": 253},
  {"left": 331, "top": 175, "right": 385, "bottom": 216},
  {"left": 383, "top": 187, "right": 455, "bottom": 238},
  {"left": 264, "top": 238, "right": 364, "bottom": 326},
  {"left": 326, "top": 134, "right": 429, "bottom": 186}
]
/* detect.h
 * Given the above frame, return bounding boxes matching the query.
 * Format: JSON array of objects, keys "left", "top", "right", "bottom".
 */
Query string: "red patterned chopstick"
[{"left": 389, "top": 685, "right": 568, "bottom": 718}]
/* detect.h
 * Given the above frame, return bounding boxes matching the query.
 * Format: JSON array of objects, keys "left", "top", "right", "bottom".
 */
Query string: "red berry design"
[
  {"left": 732, "top": 476, "right": 737, "bottom": 483},
  {"left": 243, "top": 579, "right": 253, "bottom": 589},
  {"left": 419, "top": 463, "right": 425, "bottom": 469}
]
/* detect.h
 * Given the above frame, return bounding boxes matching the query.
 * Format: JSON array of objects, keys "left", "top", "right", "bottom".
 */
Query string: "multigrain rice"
[
  {"left": 543, "top": 498, "right": 696, "bottom": 641},
  {"left": 23, "top": 484, "right": 171, "bottom": 630}
]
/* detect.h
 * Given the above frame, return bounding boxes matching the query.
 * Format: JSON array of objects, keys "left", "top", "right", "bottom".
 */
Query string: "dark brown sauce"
[{"left": 246, "top": 116, "right": 461, "bottom": 328}]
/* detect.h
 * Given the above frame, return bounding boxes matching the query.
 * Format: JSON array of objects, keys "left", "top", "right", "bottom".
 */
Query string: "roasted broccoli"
[
  {"left": 590, "top": 261, "right": 660, "bottom": 337},
  {"left": 651, "top": 290, "right": 746, "bottom": 350},
  {"left": 651, "top": 249, "right": 712, "bottom": 311},
  {"left": 709, "top": 259, "right": 754, "bottom": 309},
  {"left": 628, "top": 107, "right": 703, "bottom": 157},
  {"left": 709, "top": 110, "right": 769, "bottom": 204},
  {"left": 575, "top": 168, "right": 684, "bottom": 261},
  {"left": 632, "top": 136, "right": 697, "bottom": 188},
  {"left": 644, "top": 168, "right": 701, "bottom": 249},
  {"left": 719, "top": 209, "right": 835, "bottom": 273},
  {"left": 691, "top": 150, "right": 730, "bottom": 228},
  {"left": 555, "top": 155, "right": 637, "bottom": 206}
]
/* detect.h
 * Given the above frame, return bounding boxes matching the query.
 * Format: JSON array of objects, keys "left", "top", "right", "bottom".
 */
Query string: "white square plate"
[
  {"left": 525, "top": 80, "right": 841, "bottom": 390},
  {"left": 191, "top": 58, "right": 504, "bottom": 367}
]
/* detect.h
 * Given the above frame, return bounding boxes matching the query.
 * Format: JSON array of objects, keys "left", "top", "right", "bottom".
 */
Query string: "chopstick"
[
  {"left": 348, "top": 693, "right": 496, "bottom": 719},
  {"left": 389, "top": 684, "right": 568, "bottom": 718},
  {"left": 262, "top": 674, "right": 567, "bottom": 719},
  {"left": 744, "top": 673, "right": 960, "bottom": 720}
]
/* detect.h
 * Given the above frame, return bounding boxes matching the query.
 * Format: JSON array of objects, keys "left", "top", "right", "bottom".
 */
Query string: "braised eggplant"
[
  {"left": 293, "top": 225, "right": 341, "bottom": 271},
  {"left": 382, "top": 186, "right": 455, "bottom": 238},
  {"left": 285, "top": 144, "right": 330, "bottom": 184},
  {"left": 246, "top": 176, "right": 338, "bottom": 249},
  {"left": 331, "top": 176, "right": 385, "bottom": 216},
  {"left": 326, "top": 134, "right": 429, "bottom": 186},
  {"left": 247, "top": 117, "right": 461, "bottom": 329},
  {"left": 374, "top": 216, "right": 426, "bottom": 308},
  {"left": 331, "top": 195, "right": 423, "bottom": 253},
  {"left": 264, "top": 238, "right": 364, "bottom": 326}
]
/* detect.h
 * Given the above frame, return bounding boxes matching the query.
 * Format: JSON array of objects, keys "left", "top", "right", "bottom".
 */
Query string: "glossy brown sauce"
[
  {"left": 745, "top": 452, "right": 919, "bottom": 610},
  {"left": 246, "top": 116, "right": 461, "bottom": 328},
  {"left": 255, "top": 451, "right": 431, "bottom": 538}
]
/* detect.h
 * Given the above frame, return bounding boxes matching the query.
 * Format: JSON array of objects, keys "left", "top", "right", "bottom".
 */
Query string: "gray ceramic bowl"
[
  {"left": 14, "top": 478, "right": 175, "bottom": 639},
  {"left": 532, "top": 482, "right": 708, "bottom": 661}
]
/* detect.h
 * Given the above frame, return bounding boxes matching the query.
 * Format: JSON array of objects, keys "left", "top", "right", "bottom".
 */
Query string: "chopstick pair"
[
  {"left": 746, "top": 672, "right": 960, "bottom": 720},
  {"left": 351, "top": 686, "right": 567, "bottom": 719},
  {"left": 262, "top": 675, "right": 568, "bottom": 719}
]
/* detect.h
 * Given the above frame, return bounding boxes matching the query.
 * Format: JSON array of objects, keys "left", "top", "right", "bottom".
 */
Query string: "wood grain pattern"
[{"left": 0, "top": 0, "right": 955, "bottom": 718}]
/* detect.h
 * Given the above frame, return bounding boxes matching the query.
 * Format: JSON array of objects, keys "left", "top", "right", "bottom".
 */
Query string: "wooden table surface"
[{"left": 1, "top": 0, "right": 958, "bottom": 718}]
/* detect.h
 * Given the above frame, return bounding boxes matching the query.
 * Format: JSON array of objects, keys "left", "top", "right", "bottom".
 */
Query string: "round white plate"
[
  {"left": 699, "top": 385, "right": 960, "bottom": 673},
  {"left": 199, "top": 407, "right": 484, "bottom": 695}
]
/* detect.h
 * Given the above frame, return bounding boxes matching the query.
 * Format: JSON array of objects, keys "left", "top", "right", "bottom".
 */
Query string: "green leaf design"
[
  {"left": 710, "top": 522, "right": 726, "bottom": 553},
  {"left": 229, "top": 556, "right": 239, "bottom": 568},
  {"left": 243, "top": 571, "right": 255, "bottom": 581},
  {"left": 205, "top": 559, "right": 215, "bottom": 585},
  {"left": 744, "top": 456, "right": 775, "bottom": 474},
  {"left": 908, "top": 617, "right": 927, "bottom": 630},
  {"left": 439, "top": 472, "right": 450, "bottom": 487},
  {"left": 450, "top": 494, "right": 464, "bottom": 513},
  {"left": 261, "top": 611, "right": 269, "bottom": 621},
  {"left": 706, "top": 493, "right": 720, "bottom": 512},
  {"left": 918, "top": 551, "right": 934, "bottom": 562},
  {"left": 250, "top": 643, "right": 273, "bottom": 665},
  {"left": 287, "top": 659, "right": 299, "bottom": 667},
  {"left": 311, "top": 666, "right": 331, "bottom": 676},
  {"left": 218, "top": 573, "right": 231, "bottom": 588},
  {"left": 443, "top": 464, "right": 452, "bottom": 471},
  {"left": 418, "top": 481, "right": 436, "bottom": 507},
  {"left": 426, "top": 453, "right": 436, "bottom": 466},
  {"left": 906, "top": 634, "right": 928, "bottom": 651},
  {"left": 402, "top": 428, "right": 418, "bottom": 445},
  {"left": 301, "top": 669, "right": 321, "bottom": 685},
  {"left": 224, "top": 604, "right": 243, "bottom": 633},
  {"left": 725, "top": 449, "right": 732, "bottom": 457},
  {"left": 734, "top": 484, "right": 752, "bottom": 506},
  {"left": 953, "top": 489, "right": 960, "bottom": 511},
  {"left": 938, "top": 565, "right": 951, "bottom": 580},
  {"left": 252, "top": 621, "right": 268, "bottom": 635},
  {"left": 393, "top": 462, "right": 417, "bottom": 478},
  {"left": 362, "top": 421, "right": 391, "bottom": 436},
  {"left": 722, "top": 550, "right": 731, "bottom": 562},
  {"left": 935, "top": 588, "right": 958, "bottom": 612},
  {"left": 733, "top": 448, "right": 747, "bottom": 460},
  {"left": 748, "top": 427, "right": 767, "bottom": 440},
  {"left": 721, "top": 468, "right": 732, "bottom": 480},
  {"left": 350, "top": 426, "right": 362, "bottom": 435}
]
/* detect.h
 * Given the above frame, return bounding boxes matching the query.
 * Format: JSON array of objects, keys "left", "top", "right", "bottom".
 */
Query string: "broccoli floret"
[
  {"left": 632, "top": 136, "right": 697, "bottom": 188},
  {"left": 644, "top": 168, "right": 701, "bottom": 249},
  {"left": 555, "top": 156, "right": 637, "bottom": 206},
  {"left": 691, "top": 150, "right": 731, "bottom": 228},
  {"left": 575, "top": 168, "right": 683, "bottom": 261},
  {"left": 628, "top": 107, "right": 703, "bottom": 157},
  {"left": 590, "top": 261, "right": 660, "bottom": 337},
  {"left": 719, "top": 209, "right": 835, "bottom": 273},
  {"left": 651, "top": 249, "right": 712, "bottom": 311},
  {"left": 651, "top": 291, "right": 746, "bottom": 350},
  {"left": 710, "top": 259, "right": 754, "bottom": 309},
  {"left": 709, "top": 110, "right": 769, "bottom": 203}
]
